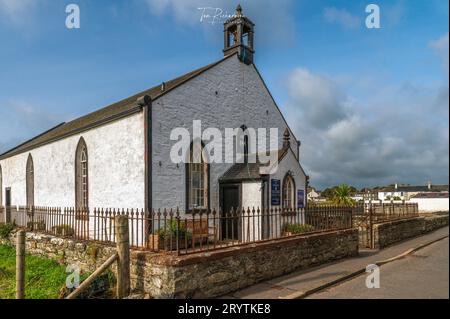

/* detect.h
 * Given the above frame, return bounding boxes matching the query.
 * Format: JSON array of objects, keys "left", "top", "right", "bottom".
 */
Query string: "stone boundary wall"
[
  {"left": 130, "top": 228, "right": 359, "bottom": 298},
  {"left": 423, "top": 214, "right": 449, "bottom": 233},
  {"left": 0, "top": 228, "right": 359, "bottom": 298},
  {"left": 0, "top": 231, "right": 118, "bottom": 273},
  {"left": 372, "top": 214, "right": 449, "bottom": 249}
]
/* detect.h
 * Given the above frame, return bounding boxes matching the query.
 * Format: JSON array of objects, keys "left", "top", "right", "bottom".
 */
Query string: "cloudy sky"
[{"left": 0, "top": 0, "right": 448, "bottom": 189}]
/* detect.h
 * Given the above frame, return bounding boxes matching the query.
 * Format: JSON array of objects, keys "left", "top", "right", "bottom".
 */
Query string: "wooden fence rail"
[{"left": 13, "top": 216, "right": 130, "bottom": 299}]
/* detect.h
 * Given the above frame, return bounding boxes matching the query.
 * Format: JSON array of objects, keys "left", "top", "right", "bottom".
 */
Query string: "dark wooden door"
[
  {"left": 5, "top": 188, "right": 11, "bottom": 223},
  {"left": 221, "top": 186, "right": 240, "bottom": 240}
]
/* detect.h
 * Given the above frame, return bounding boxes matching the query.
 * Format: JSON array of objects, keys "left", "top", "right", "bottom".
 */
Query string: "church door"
[{"left": 220, "top": 185, "right": 240, "bottom": 241}]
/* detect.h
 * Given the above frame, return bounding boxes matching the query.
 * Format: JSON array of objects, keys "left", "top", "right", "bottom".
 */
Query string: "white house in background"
[
  {"left": 350, "top": 194, "right": 364, "bottom": 202},
  {"left": 409, "top": 192, "right": 449, "bottom": 213},
  {"left": 377, "top": 182, "right": 449, "bottom": 202},
  {"left": 0, "top": 7, "right": 307, "bottom": 223},
  {"left": 307, "top": 187, "right": 321, "bottom": 201}
]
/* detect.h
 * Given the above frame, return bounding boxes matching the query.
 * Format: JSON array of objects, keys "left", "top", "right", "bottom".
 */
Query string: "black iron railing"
[{"left": 0, "top": 205, "right": 355, "bottom": 255}]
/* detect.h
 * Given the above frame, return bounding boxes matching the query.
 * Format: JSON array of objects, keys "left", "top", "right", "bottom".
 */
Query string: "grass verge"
[{"left": 0, "top": 244, "right": 69, "bottom": 299}]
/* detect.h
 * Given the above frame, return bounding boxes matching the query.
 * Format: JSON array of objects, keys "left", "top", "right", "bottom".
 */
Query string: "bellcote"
[{"left": 223, "top": 5, "right": 255, "bottom": 65}]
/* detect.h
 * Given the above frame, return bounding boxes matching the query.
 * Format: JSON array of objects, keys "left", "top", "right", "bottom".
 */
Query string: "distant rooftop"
[
  {"left": 379, "top": 184, "right": 448, "bottom": 193},
  {"left": 411, "top": 192, "right": 449, "bottom": 199}
]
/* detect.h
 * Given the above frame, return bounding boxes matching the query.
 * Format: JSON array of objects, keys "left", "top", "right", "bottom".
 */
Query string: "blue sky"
[{"left": 0, "top": 0, "right": 448, "bottom": 189}]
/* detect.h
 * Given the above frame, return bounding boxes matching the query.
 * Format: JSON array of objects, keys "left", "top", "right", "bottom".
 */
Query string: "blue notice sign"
[
  {"left": 298, "top": 189, "right": 305, "bottom": 208},
  {"left": 271, "top": 179, "right": 281, "bottom": 206}
]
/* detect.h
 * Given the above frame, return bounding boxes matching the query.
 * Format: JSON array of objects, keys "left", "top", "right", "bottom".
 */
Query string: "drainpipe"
[{"left": 137, "top": 95, "right": 152, "bottom": 213}]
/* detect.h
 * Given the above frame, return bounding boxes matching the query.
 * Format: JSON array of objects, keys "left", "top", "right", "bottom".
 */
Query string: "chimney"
[
  {"left": 394, "top": 183, "right": 398, "bottom": 190},
  {"left": 427, "top": 181, "right": 432, "bottom": 190}
]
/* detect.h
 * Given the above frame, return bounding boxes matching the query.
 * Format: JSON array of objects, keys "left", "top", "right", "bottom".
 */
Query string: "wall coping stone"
[
  {"left": 373, "top": 216, "right": 425, "bottom": 228},
  {"left": 131, "top": 228, "right": 359, "bottom": 267}
]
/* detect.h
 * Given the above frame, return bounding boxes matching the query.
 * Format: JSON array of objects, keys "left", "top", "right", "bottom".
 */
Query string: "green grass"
[{"left": 0, "top": 244, "right": 69, "bottom": 299}]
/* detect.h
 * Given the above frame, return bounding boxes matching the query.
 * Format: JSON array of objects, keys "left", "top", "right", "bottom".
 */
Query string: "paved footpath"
[
  {"left": 308, "top": 237, "right": 449, "bottom": 299},
  {"left": 221, "top": 226, "right": 449, "bottom": 299}
]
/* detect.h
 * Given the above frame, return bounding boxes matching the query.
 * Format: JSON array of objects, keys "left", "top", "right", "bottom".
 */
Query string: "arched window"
[
  {"left": 282, "top": 174, "right": 295, "bottom": 209},
  {"left": 26, "top": 154, "right": 34, "bottom": 207},
  {"left": 186, "top": 142, "right": 209, "bottom": 211},
  {"left": 75, "top": 137, "right": 89, "bottom": 208}
]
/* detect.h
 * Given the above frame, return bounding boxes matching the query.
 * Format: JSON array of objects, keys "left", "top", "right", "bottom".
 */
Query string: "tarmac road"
[{"left": 307, "top": 237, "right": 449, "bottom": 299}]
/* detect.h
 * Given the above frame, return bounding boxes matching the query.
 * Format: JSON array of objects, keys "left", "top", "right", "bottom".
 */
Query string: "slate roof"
[
  {"left": 0, "top": 54, "right": 236, "bottom": 160},
  {"left": 219, "top": 162, "right": 264, "bottom": 182},
  {"left": 379, "top": 185, "right": 449, "bottom": 193},
  {"left": 219, "top": 147, "right": 289, "bottom": 182},
  {"left": 411, "top": 192, "right": 449, "bottom": 199}
]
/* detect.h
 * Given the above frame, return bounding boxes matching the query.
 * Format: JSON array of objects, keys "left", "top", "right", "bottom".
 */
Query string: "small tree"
[{"left": 332, "top": 184, "right": 356, "bottom": 206}]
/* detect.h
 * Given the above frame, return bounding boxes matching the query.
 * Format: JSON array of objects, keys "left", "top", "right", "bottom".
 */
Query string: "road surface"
[{"left": 308, "top": 237, "right": 449, "bottom": 299}]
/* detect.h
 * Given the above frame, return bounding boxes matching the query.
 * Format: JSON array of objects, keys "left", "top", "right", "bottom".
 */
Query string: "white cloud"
[
  {"left": 284, "top": 67, "right": 449, "bottom": 189},
  {"left": 0, "top": 0, "right": 39, "bottom": 26},
  {"left": 286, "top": 68, "right": 349, "bottom": 128},
  {"left": 323, "top": 7, "right": 360, "bottom": 29},
  {"left": 430, "top": 33, "right": 449, "bottom": 77}
]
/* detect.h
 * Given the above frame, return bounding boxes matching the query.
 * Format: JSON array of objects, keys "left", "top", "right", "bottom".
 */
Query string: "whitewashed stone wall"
[
  {"left": 241, "top": 181, "right": 263, "bottom": 241},
  {"left": 151, "top": 55, "right": 304, "bottom": 212},
  {"left": 409, "top": 197, "right": 449, "bottom": 212},
  {"left": 269, "top": 148, "right": 307, "bottom": 209},
  {"left": 242, "top": 182, "right": 262, "bottom": 208},
  {"left": 268, "top": 149, "right": 307, "bottom": 237},
  {"left": 0, "top": 113, "right": 145, "bottom": 209}
]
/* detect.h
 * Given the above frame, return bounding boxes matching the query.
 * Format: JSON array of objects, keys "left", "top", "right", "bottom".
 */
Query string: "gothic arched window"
[
  {"left": 186, "top": 142, "right": 209, "bottom": 211},
  {"left": 26, "top": 154, "right": 34, "bottom": 207},
  {"left": 282, "top": 174, "right": 295, "bottom": 210},
  {"left": 75, "top": 137, "right": 89, "bottom": 208}
]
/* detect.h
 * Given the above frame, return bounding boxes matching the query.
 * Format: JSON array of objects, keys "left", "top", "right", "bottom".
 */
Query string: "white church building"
[{"left": 0, "top": 6, "right": 308, "bottom": 220}]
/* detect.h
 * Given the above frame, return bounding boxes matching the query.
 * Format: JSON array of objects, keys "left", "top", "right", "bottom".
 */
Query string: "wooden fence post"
[
  {"left": 369, "top": 204, "right": 374, "bottom": 249},
  {"left": 115, "top": 215, "right": 130, "bottom": 299},
  {"left": 30, "top": 206, "right": 35, "bottom": 231},
  {"left": 16, "top": 230, "right": 25, "bottom": 299}
]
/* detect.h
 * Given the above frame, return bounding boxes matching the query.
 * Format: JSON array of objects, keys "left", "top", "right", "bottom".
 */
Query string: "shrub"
[
  {"left": 282, "top": 223, "right": 315, "bottom": 235},
  {"left": 157, "top": 220, "right": 192, "bottom": 241},
  {"left": 0, "top": 223, "right": 15, "bottom": 239}
]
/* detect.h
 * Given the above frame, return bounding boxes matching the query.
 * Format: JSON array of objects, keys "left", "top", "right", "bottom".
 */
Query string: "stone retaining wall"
[
  {"left": 0, "top": 231, "right": 117, "bottom": 273},
  {"left": 423, "top": 214, "right": 449, "bottom": 233},
  {"left": 372, "top": 214, "right": 449, "bottom": 249},
  {"left": 0, "top": 228, "right": 359, "bottom": 298},
  {"left": 130, "top": 228, "right": 359, "bottom": 298}
]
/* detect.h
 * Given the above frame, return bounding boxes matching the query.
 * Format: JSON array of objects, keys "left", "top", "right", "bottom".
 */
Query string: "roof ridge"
[{"left": 0, "top": 54, "right": 237, "bottom": 160}]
